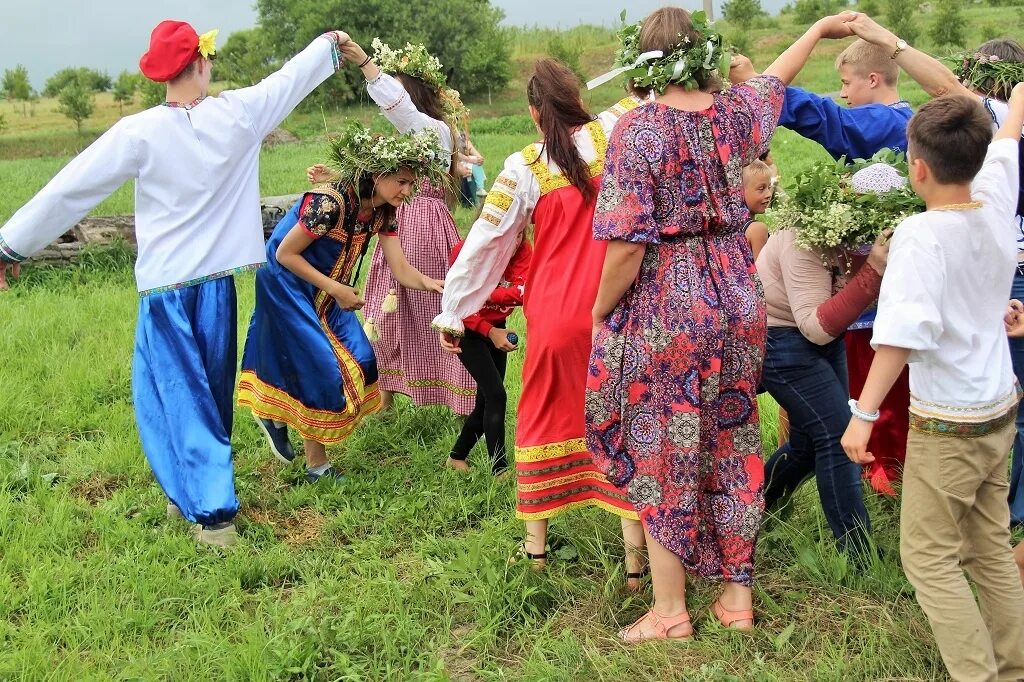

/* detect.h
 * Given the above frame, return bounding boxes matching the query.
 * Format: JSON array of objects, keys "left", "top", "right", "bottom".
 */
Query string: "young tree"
[
  {"left": 885, "top": 0, "right": 919, "bottom": 44},
  {"left": 928, "top": 0, "right": 966, "bottom": 48},
  {"left": 111, "top": 70, "right": 139, "bottom": 115},
  {"left": 58, "top": 83, "right": 95, "bottom": 133},
  {"left": 138, "top": 78, "right": 165, "bottom": 108},
  {"left": 724, "top": 0, "right": 765, "bottom": 31},
  {"left": 217, "top": 28, "right": 281, "bottom": 87},
  {"left": 858, "top": 0, "right": 881, "bottom": 15},
  {"left": 547, "top": 36, "right": 585, "bottom": 82},
  {"left": 2, "top": 65, "right": 33, "bottom": 116}
]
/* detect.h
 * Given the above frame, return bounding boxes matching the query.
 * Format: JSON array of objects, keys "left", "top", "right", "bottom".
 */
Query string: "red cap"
[{"left": 139, "top": 20, "right": 200, "bottom": 82}]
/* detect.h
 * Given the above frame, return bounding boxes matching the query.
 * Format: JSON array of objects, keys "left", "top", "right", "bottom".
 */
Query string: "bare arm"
[
  {"left": 593, "top": 240, "right": 646, "bottom": 322},
  {"left": 845, "top": 14, "right": 971, "bottom": 98},
  {"left": 378, "top": 235, "right": 444, "bottom": 292},
  {"left": 841, "top": 345, "right": 912, "bottom": 464},
  {"left": 763, "top": 13, "right": 857, "bottom": 85},
  {"left": 996, "top": 82, "right": 1024, "bottom": 141},
  {"left": 276, "top": 226, "right": 365, "bottom": 310}
]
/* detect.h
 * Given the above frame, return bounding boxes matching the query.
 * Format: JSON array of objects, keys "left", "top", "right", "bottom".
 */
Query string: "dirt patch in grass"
[
  {"left": 70, "top": 473, "right": 124, "bottom": 505},
  {"left": 246, "top": 506, "right": 329, "bottom": 546}
]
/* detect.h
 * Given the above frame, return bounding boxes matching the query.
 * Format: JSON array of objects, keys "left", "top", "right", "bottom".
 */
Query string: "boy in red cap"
[{"left": 0, "top": 21, "right": 350, "bottom": 547}]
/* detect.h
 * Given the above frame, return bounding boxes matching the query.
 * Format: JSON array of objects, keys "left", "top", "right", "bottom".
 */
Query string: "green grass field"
[{"left": 2, "top": 6, "right": 1024, "bottom": 679}]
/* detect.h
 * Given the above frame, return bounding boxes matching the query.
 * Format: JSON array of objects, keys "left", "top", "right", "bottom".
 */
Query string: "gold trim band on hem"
[
  {"left": 515, "top": 438, "right": 589, "bottom": 462},
  {"left": 516, "top": 497, "right": 639, "bottom": 521}
]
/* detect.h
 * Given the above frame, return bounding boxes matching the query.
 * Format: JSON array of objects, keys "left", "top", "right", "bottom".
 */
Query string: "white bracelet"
[{"left": 848, "top": 399, "right": 880, "bottom": 423}]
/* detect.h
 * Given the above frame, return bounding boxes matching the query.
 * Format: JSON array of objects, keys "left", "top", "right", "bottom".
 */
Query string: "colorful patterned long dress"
[
  {"left": 238, "top": 185, "right": 386, "bottom": 443},
  {"left": 585, "top": 76, "right": 785, "bottom": 586}
]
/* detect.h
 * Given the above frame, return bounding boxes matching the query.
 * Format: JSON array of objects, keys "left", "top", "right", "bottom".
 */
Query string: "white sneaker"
[{"left": 195, "top": 522, "right": 238, "bottom": 548}]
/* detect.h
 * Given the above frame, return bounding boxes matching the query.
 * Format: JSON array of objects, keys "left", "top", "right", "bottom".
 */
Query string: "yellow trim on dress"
[
  {"left": 521, "top": 120, "right": 609, "bottom": 196},
  {"left": 515, "top": 437, "right": 589, "bottom": 462},
  {"left": 515, "top": 497, "right": 639, "bottom": 521},
  {"left": 238, "top": 372, "right": 381, "bottom": 444},
  {"left": 517, "top": 471, "right": 610, "bottom": 492}
]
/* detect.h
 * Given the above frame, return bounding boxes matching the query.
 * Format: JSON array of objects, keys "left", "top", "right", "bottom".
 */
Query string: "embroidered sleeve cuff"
[
  {"left": 319, "top": 33, "right": 343, "bottom": 72},
  {"left": 432, "top": 313, "right": 465, "bottom": 337},
  {"left": 0, "top": 234, "right": 27, "bottom": 263}
]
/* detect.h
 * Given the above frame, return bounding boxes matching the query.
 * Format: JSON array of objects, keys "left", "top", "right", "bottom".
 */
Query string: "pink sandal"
[
  {"left": 711, "top": 599, "right": 754, "bottom": 632},
  {"left": 618, "top": 608, "right": 693, "bottom": 643}
]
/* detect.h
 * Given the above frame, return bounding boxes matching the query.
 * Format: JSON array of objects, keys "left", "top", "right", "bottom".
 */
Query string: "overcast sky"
[{"left": 2, "top": 0, "right": 788, "bottom": 89}]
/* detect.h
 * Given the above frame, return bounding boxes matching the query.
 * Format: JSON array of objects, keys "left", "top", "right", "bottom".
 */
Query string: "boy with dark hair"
[{"left": 843, "top": 88, "right": 1024, "bottom": 681}]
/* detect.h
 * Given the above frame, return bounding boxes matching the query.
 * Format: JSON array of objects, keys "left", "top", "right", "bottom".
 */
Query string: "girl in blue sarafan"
[{"left": 238, "top": 124, "right": 447, "bottom": 482}]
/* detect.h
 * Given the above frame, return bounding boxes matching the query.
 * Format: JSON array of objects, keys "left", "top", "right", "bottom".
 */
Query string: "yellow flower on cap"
[{"left": 198, "top": 29, "right": 219, "bottom": 59}]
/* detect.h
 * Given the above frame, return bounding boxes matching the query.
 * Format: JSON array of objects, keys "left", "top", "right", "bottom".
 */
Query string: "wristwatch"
[{"left": 891, "top": 38, "right": 908, "bottom": 59}]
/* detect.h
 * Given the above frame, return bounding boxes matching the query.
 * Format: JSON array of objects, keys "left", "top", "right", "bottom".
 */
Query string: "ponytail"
[{"left": 526, "top": 58, "right": 597, "bottom": 204}]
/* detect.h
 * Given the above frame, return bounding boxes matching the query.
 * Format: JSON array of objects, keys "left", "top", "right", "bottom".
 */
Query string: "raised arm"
[
  {"left": 763, "top": 12, "right": 858, "bottom": 85},
  {"left": 226, "top": 33, "right": 345, "bottom": 140},
  {"left": 340, "top": 40, "right": 453, "bottom": 153},
  {"left": 433, "top": 158, "right": 536, "bottom": 339},
  {"left": 0, "top": 122, "right": 139, "bottom": 266},
  {"left": 846, "top": 14, "right": 973, "bottom": 99}
]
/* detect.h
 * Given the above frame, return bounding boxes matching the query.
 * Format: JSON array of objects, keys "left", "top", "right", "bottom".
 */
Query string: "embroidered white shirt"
[
  {"left": 0, "top": 36, "right": 340, "bottom": 294},
  {"left": 432, "top": 97, "right": 642, "bottom": 334},
  {"left": 871, "top": 138, "right": 1021, "bottom": 422}
]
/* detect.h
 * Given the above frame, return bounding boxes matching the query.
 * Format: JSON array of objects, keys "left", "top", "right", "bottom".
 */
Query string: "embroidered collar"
[{"left": 162, "top": 95, "right": 206, "bottom": 110}]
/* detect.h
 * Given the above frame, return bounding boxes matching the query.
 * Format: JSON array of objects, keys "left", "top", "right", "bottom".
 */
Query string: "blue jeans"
[
  {"left": 1008, "top": 272, "right": 1024, "bottom": 526},
  {"left": 760, "top": 326, "right": 871, "bottom": 553}
]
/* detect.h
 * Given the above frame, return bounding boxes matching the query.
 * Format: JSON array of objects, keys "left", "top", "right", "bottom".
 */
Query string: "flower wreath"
[
  {"left": 371, "top": 38, "right": 469, "bottom": 128},
  {"left": 588, "top": 10, "right": 730, "bottom": 93},
  {"left": 945, "top": 50, "right": 1024, "bottom": 101},
  {"left": 766, "top": 149, "right": 925, "bottom": 257},
  {"left": 325, "top": 123, "right": 451, "bottom": 199}
]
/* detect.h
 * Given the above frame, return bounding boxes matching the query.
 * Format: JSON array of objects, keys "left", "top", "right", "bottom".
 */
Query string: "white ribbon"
[
  {"left": 702, "top": 40, "right": 717, "bottom": 71},
  {"left": 586, "top": 50, "right": 664, "bottom": 90}
]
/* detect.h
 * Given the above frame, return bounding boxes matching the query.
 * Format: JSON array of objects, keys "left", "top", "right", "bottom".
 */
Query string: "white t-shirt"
[
  {"left": 0, "top": 37, "right": 339, "bottom": 294},
  {"left": 871, "top": 138, "right": 1021, "bottom": 422},
  {"left": 981, "top": 96, "right": 1024, "bottom": 256}
]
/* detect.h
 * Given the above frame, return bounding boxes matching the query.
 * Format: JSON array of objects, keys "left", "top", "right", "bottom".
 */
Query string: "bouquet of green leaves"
[{"left": 767, "top": 149, "right": 924, "bottom": 253}]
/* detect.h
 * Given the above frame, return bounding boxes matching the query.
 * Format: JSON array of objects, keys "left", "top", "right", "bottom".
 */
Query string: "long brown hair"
[
  {"left": 395, "top": 73, "right": 459, "bottom": 200},
  {"left": 526, "top": 58, "right": 597, "bottom": 203}
]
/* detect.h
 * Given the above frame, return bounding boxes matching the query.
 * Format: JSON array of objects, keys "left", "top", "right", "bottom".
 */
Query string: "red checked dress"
[
  {"left": 585, "top": 76, "right": 785, "bottom": 586},
  {"left": 361, "top": 72, "right": 475, "bottom": 415},
  {"left": 434, "top": 98, "right": 643, "bottom": 521}
]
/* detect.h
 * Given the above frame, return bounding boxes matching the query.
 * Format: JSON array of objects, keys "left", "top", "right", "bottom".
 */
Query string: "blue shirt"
[
  {"left": 779, "top": 86, "right": 914, "bottom": 329},
  {"left": 779, "top": 86, "right": 913, "bottom": 161}
]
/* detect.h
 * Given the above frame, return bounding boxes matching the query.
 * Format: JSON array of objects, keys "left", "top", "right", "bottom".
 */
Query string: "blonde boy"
[{"left": 843, "top": 88, "right": 1024, "bottom": 681}]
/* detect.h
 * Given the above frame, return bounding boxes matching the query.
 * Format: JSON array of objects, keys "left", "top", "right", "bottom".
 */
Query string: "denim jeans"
[
  {"left": 1008, "top": 271, "right": 1024, "bottom": 526},
  {"left": 761, "top": 326, "right": 871, "bottom": 553}
]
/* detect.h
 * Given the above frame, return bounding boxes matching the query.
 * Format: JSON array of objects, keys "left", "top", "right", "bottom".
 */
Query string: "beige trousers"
[{"left": 901, "top": 421, "right": 1024, "bottom": 682}]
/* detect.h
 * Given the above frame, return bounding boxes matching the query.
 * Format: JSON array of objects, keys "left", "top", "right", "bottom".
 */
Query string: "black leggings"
[{"left": 449, "top": 328, "right": 508, "bottom": 473}]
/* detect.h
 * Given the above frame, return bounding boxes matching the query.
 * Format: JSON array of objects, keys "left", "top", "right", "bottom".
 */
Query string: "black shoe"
[
  {"left": 254, "top": 415, "right": 295, "bottom": 463},
  {"left": 305, "top": 465, "right": 346, "bottom": 483}
]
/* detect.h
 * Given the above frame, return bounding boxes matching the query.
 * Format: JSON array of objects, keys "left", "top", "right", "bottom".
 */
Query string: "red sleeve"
[
  {"left": 297, "top": 194, "right": 320, "bottom": 238},
  {"left": 816, "top": 263, "right": 882, "bottom": 338},
  {"left": 487, "top": 241, "right": 532, "bottom": 306},
  {"left": 463, "top": 313, "right": 493, "bottom": 336},
  {"left": 448, "top": 240, "right": 464, "bottom": 268}
]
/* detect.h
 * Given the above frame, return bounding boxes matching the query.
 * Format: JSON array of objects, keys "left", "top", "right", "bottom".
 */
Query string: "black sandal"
[
  {"left": 626, "top": 565, "right": 650, "bottom": 590},
  {"left": 511, "top": 542, "right": 548, "bottom": 569}
]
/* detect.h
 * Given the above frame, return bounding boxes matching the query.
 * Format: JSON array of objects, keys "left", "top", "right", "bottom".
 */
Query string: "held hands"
[
  {"left": 0, "top": 261, "right": 21, "bottom": 290},
  {"left": 844, "top": 13, "right": 897, "bottom": 47},
  {"left": 841, "top": 416, "right": 876, "bottom": 464},
  {"left": 340, "top": 40, "right": 369, "bottom": 66},
  {"left": 729, "top": 55, "right": 758, "bottom": 83},
  {"left": 307, "top": 164, "right": 337, "bottom": 185},
  {"left": 331, "top": 283, "right": 365, "bottom": 311},
  {"left": 439, "top": 331, "right": 462, "bottom": 354},
  {"left": 866, "top": 228, "right": 894, "bottom": 275},
  {"left": 488, "top": 327, "right": 518, "bottom": 352},
  {"left": 815, "top": 11, "right": 859, "bottom": 40}
]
